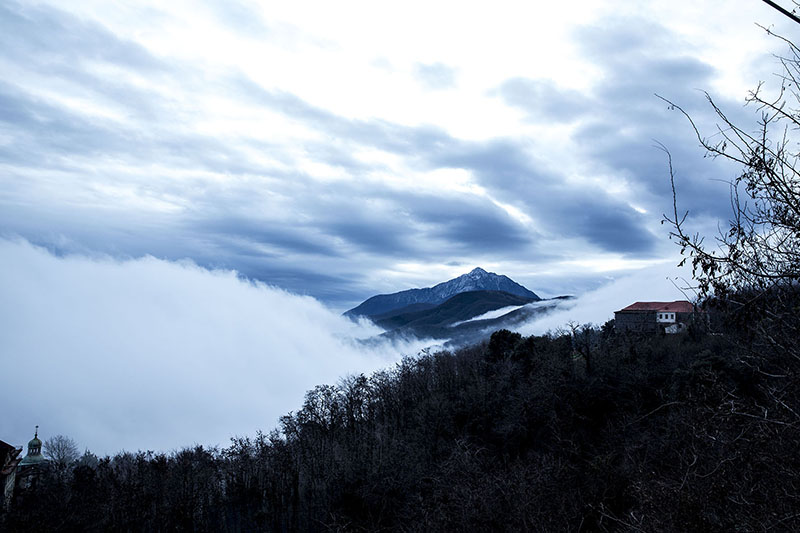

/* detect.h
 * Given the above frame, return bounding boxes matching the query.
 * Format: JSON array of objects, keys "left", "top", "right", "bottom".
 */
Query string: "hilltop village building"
[
  {"left": 614, "top": 301, "right": 697, "bottom": 334},
  {"left": 17, "top": 427, "right": 47, "bottom": 485},
  {"left": 1, "top": 427, "right": 48, "bottom": 509},
  {"left": 0, "top": 441, "right": 22, "bottom": 509}
]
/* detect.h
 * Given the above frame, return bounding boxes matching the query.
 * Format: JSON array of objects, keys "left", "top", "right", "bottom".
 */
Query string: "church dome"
[{"left": 19, "top": 426, "right": 46, "bottom": 467}]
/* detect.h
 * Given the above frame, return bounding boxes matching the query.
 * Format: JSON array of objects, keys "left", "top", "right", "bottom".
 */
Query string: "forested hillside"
[{"left": 5, "top": 315, "right": 800, "bottom": 531}]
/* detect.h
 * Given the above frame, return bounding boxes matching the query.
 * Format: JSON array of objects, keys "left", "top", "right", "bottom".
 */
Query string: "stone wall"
[{"left": 614, "top": 310, "right": 658, "bottom": 333}]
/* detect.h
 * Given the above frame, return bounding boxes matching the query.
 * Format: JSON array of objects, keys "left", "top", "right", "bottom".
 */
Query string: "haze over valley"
[{"left": 2, "top": 239, "right": 696, "bottom": 454}]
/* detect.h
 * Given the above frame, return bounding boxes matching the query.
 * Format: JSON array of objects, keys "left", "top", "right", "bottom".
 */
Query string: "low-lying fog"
[
  {"left": 1, "top": 239, "right": 430, "bottom": 455},
  {"left": 1, "top": 238, "right": 687, "bottom": 455}
]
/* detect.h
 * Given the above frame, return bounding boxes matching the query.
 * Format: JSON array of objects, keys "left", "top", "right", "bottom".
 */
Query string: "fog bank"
[
  {"left": 0, "top": 239, "right": 428, "bottom": 455},
  {"left": 515, "top": 261, "right": 693, "bottom": 335}
]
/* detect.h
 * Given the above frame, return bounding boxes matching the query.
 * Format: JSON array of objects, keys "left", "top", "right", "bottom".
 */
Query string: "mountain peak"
[{"left": 345, "top": 267, "right": 540, "bottom": 318}]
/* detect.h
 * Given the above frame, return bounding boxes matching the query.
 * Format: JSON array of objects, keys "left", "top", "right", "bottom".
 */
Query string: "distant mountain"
[
  {"left": 373, "top": 290, "right": 537, "bottom": 331},
  {"left": 345, "top": 267, "right": 540, "bottom": 318},
  {"left": 362, "top": 290, "right": 573, "bottom": 347}
]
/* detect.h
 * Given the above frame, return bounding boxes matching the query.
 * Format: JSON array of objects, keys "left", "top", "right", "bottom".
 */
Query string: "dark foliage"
[
  {"left": 661, "top": 27, "right": 800, "bottom": 364},
  {"left": 4, "top": 323, "right": 800, "bottom": 531}
]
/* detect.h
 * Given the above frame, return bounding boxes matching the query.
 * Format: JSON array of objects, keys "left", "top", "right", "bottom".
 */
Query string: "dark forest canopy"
[{"left": 4, "top": 317, "right": 800, "bottom": 531}]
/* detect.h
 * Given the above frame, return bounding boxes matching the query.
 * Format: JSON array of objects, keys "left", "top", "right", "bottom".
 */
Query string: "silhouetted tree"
[
  {"left": 662, "top": 27, "right": 800, "bottom": 362},
  {"left": 487, "top": 329, "right": 522, "bottom": 361},
  {"left": 43, "top": 434, "right": 78, "bottom": 470},
  {"left": 3, "top": 330, "right": 799, "bottom": 531}
]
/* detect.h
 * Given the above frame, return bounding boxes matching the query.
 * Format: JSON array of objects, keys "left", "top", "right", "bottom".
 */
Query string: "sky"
[
  {"left": 2, "top": 1, "right": 797, "bottom": 453},
  {"left": 1, "top": 0, "right": 794, "bottom": 306}
]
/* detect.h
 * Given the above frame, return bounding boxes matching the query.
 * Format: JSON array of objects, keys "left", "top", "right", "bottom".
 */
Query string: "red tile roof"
[{"left": 617, "top": 301, "right": 694, "bottom": 313}]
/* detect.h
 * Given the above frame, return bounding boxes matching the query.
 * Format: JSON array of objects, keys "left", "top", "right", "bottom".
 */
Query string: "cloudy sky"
[
  {"left": 2, "top": 0, "right": 793, "bottom": 306},
  {"left": 2, "top": 1, "right": 796, "bottom": 453}
]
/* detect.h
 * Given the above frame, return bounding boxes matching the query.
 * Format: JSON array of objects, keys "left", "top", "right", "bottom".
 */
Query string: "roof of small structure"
[
  {"left": 19, "top": 452, "right": 46, "bottom": 467},
  {"left": 0, "top": 440, "right": 16, "bottom": 455},
  {"left": 1, "top": 440, "right": 22, "bottom": 476},
  {"left": 616, "top": 301, "right": 694, "bottom": 313},
  {"left": 19, "top": 427, "right": 46, "bottom": 467}
]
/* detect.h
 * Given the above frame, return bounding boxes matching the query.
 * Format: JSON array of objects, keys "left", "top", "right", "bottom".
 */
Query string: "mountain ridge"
[
  {"left": 373, "top": 290, "right": 537, "bottom": 331},
  {"left": 345, "top": 267, "right": 540, "bottom": 318}
]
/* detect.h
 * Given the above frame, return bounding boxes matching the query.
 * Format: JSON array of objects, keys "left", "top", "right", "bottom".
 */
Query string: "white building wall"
[{"left": 656, "top": 312, "right": 676, "bottom": 323}]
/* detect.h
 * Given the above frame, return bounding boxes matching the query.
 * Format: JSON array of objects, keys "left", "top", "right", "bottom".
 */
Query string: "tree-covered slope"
[{"left": 7, "top": 320, "right": 800, "bottom": 532}]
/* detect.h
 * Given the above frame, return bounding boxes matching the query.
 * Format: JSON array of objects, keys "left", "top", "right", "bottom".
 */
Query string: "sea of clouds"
[
  {"left": 515, "top": 262, "right": 693, "bottom": 336},
  {"left": 0, "top": 238, "right": 431, "bottom": 455},
  {"left": 1, "top": 238, "right": 690, "bottom": 455}
]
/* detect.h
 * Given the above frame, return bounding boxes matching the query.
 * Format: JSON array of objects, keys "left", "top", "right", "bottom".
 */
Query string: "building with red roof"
[{"left": 614, "top": 300, "right": 698, "bottom": 334}]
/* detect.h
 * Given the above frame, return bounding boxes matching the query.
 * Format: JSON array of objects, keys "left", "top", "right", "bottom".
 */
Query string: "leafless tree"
[
  {"left": 43, "top": 434, "right": 79, "bottom": 468},
  {"left": 761, "top": 0, "right": 800, "bottom": 26},
  {"left": 660, "top": 23, "right": 800, "bottom": 361}
]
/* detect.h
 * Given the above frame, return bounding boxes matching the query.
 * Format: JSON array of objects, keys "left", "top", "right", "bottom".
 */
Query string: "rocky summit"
[{"left": 344, "top": 267, "right": 540, "bottom": 319}]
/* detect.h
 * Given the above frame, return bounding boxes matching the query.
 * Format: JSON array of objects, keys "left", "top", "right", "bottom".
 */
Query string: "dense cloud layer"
[
  {"left": 515, "top": 260, "right": 694, "bottom": 335},
  {"left": 0, "top": 239, "right": 429, "bottom": 455},
  {"left": 1, "top": 238, "right": 697, "bottom": 455},
  {"left": 0, "top": 1, "right": 788, "bottom": 307}
]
